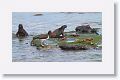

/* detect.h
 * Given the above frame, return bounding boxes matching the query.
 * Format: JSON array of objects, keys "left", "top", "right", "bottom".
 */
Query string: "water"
[{"left": 12, "top": 12, "right": 102, "bottom": 62}]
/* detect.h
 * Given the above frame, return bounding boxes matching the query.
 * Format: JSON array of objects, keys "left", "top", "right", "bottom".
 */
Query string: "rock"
[
  {"left": 34, "top": 13, "right": 43, "bottom": 16},
  {"left": 81, "top": 38, "right": 94, "bottom": 42},
  {"left": 31, "top": 36, "right": 58, "bottom": 48},
  {"left": 16, "top": 24, "right": 28, "bottom": 37},
  {"left": 75, "top": 25, "right": 97, "bottom": 34},
  {"left": 66, "top": 38, "right": 76, "bottom": 42},
  {"left": 33, "top": 34, "right": 48, "bottom": 39},
  {"left": 59, "top": 45, "right": 88, "bottom": 50},
  {"left": 69, "top": 33, "right": 79, "bottom": 37},
  {"left": 31, "top": 39, "right": 41, "bottom": 47},
  {"left": 31, "top": 29, "right": 102, "bottom": 50}
]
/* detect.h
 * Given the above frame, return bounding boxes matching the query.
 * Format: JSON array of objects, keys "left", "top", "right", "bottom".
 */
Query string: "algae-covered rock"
[
  {"left": 31, "top": 37, "right": 58, "bottom": 49},
  {"left": 58, "top": 33, "right": 102, "bottom": 50},
  {"left": 31, "top": 39, "right": 42, "bottom": 47},
  {"left": 31, "top": 31, "right": 102, "bottom": 50}
]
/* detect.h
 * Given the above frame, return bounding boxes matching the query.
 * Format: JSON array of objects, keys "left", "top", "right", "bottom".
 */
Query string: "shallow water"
[{"left": 12, "top": 12, "right": 102, "bottom": 62}]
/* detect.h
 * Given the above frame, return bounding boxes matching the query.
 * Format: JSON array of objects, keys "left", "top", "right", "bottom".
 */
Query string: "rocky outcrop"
[
  {"left": 33, "top": 34, "right": 48, "bottom": 39},
  {"left": 30, "top": 24, "right": 102, "bottom": 50}
]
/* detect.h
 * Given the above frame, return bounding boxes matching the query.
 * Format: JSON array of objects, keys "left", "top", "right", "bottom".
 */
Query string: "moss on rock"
[{"left": 31, "top": 32, "right": 102, "bottom": 50}]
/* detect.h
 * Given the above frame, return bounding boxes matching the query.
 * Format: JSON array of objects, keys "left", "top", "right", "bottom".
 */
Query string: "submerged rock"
[
  {"left": 59, "top": 45, "right": 88, "bottom": 50},
  {"left": 31, "top": 39, "right": 41, "bottom": 47},
  {"left": 34, "top": 13, "right": 43, "bottom": 16}
]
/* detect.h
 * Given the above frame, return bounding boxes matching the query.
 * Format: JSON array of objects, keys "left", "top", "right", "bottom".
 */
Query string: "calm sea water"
[{"left": 12, "top": 12, "right": 102, "bottom": 62}]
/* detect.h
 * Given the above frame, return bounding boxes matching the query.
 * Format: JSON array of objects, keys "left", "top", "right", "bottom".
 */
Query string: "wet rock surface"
[
  {"left": 59, "top": 45, "right": 88, "bottom": 50},
  {"left": 31, "top": 32, "right": 102, "bottom": 50}
]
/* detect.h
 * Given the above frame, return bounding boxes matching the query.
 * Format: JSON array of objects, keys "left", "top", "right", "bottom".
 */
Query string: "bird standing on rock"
[{"left": 40, "top": 31, "right": 51, "bottom": 47}]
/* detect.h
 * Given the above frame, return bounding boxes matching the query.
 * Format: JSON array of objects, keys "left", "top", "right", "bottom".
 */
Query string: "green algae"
[{"left": 31, "top": 32, "right": 102, "bottom": 49}]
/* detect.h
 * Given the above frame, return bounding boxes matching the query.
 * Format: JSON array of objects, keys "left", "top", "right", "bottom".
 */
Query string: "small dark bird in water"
[{"left": 16, "top": 24, "right": 28, "bottom": 37}]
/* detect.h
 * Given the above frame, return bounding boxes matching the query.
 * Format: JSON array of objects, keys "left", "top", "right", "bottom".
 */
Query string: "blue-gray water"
[{"left": 12, "top": 12, "right": 102, "bottom": 62}]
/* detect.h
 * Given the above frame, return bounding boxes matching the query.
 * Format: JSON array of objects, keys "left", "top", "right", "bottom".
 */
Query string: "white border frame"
[{"left": 0, "top": 0, "right": 114, "bottom": 74}]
